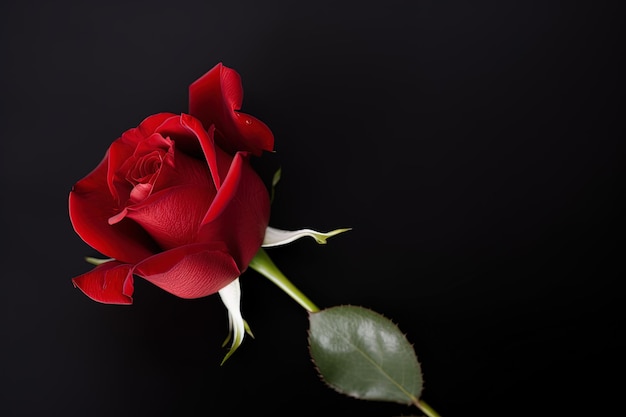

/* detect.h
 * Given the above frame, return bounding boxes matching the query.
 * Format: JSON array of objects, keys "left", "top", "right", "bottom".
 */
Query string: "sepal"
[
  {"left": 262, "top": 226, "right": 351, "bottom": 247},
  {"left": 218, "top": 278, "right": 251, "bottom": 365},
  {"left": 85, "top": 256, "right": 115, "bottom": 265}
]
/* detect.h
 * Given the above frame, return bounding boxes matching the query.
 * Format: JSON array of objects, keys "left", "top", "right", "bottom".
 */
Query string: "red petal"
[
  {"left": 107, "top": 113, "right": 178, "bottom": 202},
  {"left": 201, "top": 151, "right": 244, "bottom": 225},
  {"left": 198, "top": 151, "right": 270, "bottom": 270},
  {"left": 180, "top": 114, "right": 220, "bottom": 189},
  {"left": 137, "top": 113, "right": 179, "bottom": 137},
  {"left": 72, "top": 261, "right": 134, "bottom": 305},
  {"left": 134, "top": 243, "right": 241, "bottom": 299},
  {"left": 155, "top": 114, "right": 221, "bottom": 189},
  {"left": 124, "top": 185, "right": 214, "bottom": 250},
  {"left": 69, "top": 158, "right": 159, "bottom": 264},
  {"left": 189, "top": 62, "right": 274, "bottom": 156}
]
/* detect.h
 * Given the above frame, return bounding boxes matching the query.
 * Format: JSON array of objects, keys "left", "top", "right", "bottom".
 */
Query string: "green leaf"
[{"left": 308, "top": 305, "right": 423, "bottom": 405}]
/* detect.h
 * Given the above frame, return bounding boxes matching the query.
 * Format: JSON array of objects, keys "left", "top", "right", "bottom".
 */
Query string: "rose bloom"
[{"left": 69, "top": 63, "right": 274, "bottom": 304}]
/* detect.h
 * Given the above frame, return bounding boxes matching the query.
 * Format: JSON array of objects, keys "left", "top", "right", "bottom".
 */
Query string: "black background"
[{"left": 1, "top": 1, "right": 623, "bottom": 416}]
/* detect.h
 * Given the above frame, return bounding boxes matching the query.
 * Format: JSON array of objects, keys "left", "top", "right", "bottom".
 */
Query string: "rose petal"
[
  {"left": 137, "top": 113, "right": 179, "bottom": 137},
  {"left": 198, "top": 151, "right": 270, "bottom": 270},
  {"left": 69, "top": 159, "right": 159, "bottom": 264},
  {"left": 135, "top": 243, "right": 241, "bottom": 299},
  {"left": 155, "top": 114, "right": 221, "bottom": 190},
  {"left": 189, "top": 62, "right": 274, "bottom": 156},
  {"left": 150, "top": 138, "right": 212, "bottom": 196},
  {"left": 108, "top": 113, "right": 177, "bottom": 202},
  {"left": 72, "top": 261, "right": 134, "bottom": 305},
  {"left": 201, "top": 152, "right": 244, "bottom": 226},
  {"left": 124, "top": 185, "right": 215, "bottom": 250},
  {"left": 179, "top": 114, "right": 221, "bottom": 189}
]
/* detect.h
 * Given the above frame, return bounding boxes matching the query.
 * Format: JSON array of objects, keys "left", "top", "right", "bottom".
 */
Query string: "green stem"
[
  {"left": 415, "top": 399, "right": 442, "bottom": 417},
  {"left": 248, "top": 248, "right": 320, "bottom": 313}
]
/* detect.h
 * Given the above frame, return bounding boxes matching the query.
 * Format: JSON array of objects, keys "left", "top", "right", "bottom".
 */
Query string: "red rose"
[{"left": 69, "top": 63, "right": 274, "bottom": 304}]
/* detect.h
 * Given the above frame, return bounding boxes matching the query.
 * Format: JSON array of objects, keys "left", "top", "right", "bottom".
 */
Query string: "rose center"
[{"left": 128, "top": 150, "right": 162, "bottom": 183}]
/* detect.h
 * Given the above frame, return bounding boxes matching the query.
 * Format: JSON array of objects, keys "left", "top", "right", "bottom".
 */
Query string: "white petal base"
[{"left": 218, "top": 278, "right": 250, "bottom": 365}]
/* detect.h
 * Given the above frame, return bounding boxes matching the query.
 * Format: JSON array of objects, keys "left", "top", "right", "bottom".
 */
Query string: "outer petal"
[
  {"left": 72, "top": 261, "right": 134, "bottom": 305},
  {"left": 189, "top": 62, "right": 274, "bottom": 156},
  {"left": 134, "top": 243, "right": 241, "bottom": 299},
  {"left": 69, "top": 157, "right": 159, "bottom": 264},
  {"left": 198, "top": 151, "right": 271, "bottom": 271},
  {"left": 201, "top": 151, "right": 244, "bottom": 225}
]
